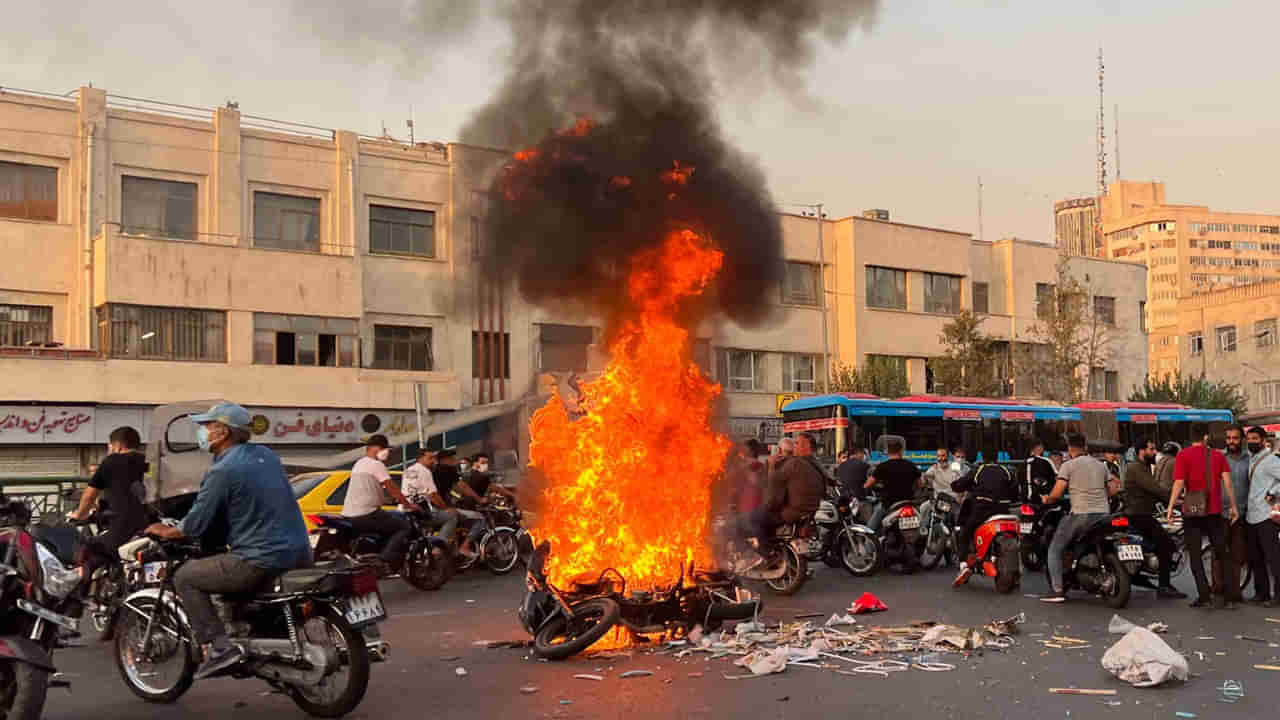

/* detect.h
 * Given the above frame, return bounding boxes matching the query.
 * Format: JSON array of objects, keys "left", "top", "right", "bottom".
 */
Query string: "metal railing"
[{"left": 0, "top": 477, "right": 85, "bottom": 523}]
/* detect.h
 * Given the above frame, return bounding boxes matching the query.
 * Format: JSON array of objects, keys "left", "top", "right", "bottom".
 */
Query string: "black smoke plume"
[{"left": 467, "top": 0, "right": 880, "bottom": 330}]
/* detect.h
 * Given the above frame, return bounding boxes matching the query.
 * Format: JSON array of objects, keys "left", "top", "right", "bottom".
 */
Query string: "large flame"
[{"left": 529, "top": 228, "right": 731, "bottom": 590}]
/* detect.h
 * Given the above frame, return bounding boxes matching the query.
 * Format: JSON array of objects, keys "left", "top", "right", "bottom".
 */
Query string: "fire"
[{"left": 530, "top": 228, "right": 731, "bottom": 590}]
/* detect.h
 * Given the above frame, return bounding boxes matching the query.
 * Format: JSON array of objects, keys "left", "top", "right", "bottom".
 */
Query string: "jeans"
[
  {"left": 174, "top": 553, "right": 274, "bottom": 645},
  {"left": 347, "top": 509, "right": 412, "bottom": 567},
  {"left": 956, "top": 501, "right": 1001, "bottom": 564},
  {"left": 457, "top": 508, "right": 487, "bottom": 544},
  {"left": 1047, "top": 512, "right": 1111, "bottom": 593},
  {"left": 1126, "top": 514, "right": 1177, "bottom": 587},
  {"left": 1246, "top": 520, "right": 1280, "bottom": 601},
  {"left": 1185, "top": 515, "right": 1230, "bottom": 603},
  {"left": 422, "top": 509, "right": 458, "bottom": 540},
  {"left": 868, "top": 503, "right": 887, "bottom": 534}
]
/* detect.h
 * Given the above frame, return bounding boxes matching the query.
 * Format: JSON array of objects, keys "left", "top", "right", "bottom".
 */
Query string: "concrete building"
[
  {"left": 1055, "top": 197, "right": 1101, "bottom": 258},
  {"left": 1089, "top": 180, "right": 1280, "bottom": 377}
]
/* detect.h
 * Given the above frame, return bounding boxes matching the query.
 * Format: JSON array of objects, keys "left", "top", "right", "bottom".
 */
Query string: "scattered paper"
[
  {"left": 619, "top": 670, "right": 654, "bottom": 679},
  {"left": 519, "top": 686, "right": 539, "bottom": 694},
  {"left": 826, "top": 613, "right": 858, "bottom": 627},
  {"left": 1101, "top": 627, "right": 1189, "bottom": 688},
  {"left": 573, "top": 674, "right": 604, "bottom": 681},
  {"left": 455, "top": 668, "right": 468, "bottom": 677}
]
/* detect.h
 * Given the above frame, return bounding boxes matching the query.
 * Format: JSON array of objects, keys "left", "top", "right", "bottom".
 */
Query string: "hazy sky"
[{"left": 4, "top": 0, "right": 1277, "bottom": 242}]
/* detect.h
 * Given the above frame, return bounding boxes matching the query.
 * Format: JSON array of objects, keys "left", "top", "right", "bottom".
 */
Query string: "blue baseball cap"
[{"left": 189, "top": 402, "right": 252, "bottom": 431}]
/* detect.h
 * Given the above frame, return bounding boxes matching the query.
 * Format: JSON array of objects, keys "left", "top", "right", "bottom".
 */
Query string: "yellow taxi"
[{"left": 292, "top": 470, "right": 404, "bottom": 531}]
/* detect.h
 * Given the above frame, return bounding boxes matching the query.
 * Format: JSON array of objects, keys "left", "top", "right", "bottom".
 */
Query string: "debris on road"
[
  {"left": 794, "top": 612, "right": 825, "bottom": 619},
  {"left": 573, "top": 674, "right": 604, "bottom": 681},
  {"left": 1255, "top": 664, "right": 1280, "bottom": 671},
  {"left": 1174, "top": 712, "right": 1196, "bottom": 719},
  {"left": 825, "top": 613, "right": 857, "bottom": 627},
  {"left": 1238, "top": 635, "right": 1267, "bottom": 644},
  {"left": 850, "top": 592, "right": 888, "bottom": 615},
  {"left": 1101, "top": 627, "right": 1188, "bottom": 688},
  {"left": 520, "top": 686, "right": 539, "bottom": 695},
  {"left": 455, "top": 668, "right": 469, "bottom": 677},
  {"left": 439, "top": 656, "right": 461, "bottom": 662},
  {"left": 1219, "top": 680, "right": 1244, "bottom": 703},
  {"left": 619, "top": 670, "right": 654, "bottom": 678},
  {"left": 1049, "top": 688, "right": 1116, "bottom": 696}
]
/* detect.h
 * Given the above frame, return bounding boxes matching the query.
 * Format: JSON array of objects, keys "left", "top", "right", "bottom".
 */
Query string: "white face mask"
[{"left": 375, "top": 448, "right": 390, "bottom": 462}]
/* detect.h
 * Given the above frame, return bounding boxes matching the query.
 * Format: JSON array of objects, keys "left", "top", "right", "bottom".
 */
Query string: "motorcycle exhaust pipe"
[{"left": 367, "top": 640, "right": 390, "bottom": 662}]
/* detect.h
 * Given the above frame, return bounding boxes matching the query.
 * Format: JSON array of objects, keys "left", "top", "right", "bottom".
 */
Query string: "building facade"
[
  {"left": 1054, "top": 197, "right": 1101, "bottom": 258},
  {"left": 1173, "top": 280, "right": 1280, "bottom": 420}
]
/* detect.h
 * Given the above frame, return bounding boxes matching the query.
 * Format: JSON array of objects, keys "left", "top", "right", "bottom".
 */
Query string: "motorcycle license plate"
[
  {"left": 344, "top": 590, "right": 386, "bottom": 627},
  {"left": 1117, "top": 544, "right": 1144, "bottom": 562},
  {"left": 898, "top": 515, "right": 920, "bottom": 530},
  {"left": 143, "top": 562, "right": 165, "bottom": 584},
  {"left": 1019, "top": 523, "right": 1033, "bottom": 535}
]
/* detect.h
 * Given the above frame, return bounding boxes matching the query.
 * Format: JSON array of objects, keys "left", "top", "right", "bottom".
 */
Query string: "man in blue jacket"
[{"left": 145, "top": 402, "right": 311, "bottom": 680}]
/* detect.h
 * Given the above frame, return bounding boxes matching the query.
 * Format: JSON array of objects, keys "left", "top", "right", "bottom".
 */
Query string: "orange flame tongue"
[{"left": 530, "top": 229, "right": 731, "bottom": 590}]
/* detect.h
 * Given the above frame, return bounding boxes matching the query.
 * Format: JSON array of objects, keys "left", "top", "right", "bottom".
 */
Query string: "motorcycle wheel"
[
  {"left": 533, "top": 599, "right": 622, "bottom": 661},
  {"left": 482, "top": 528, "right": 520, "bottom": 575},
  {"left": 898, "top": 537, "right": 919, "bottom": 575},
  {"left": 1020, "top": 543, "right": 1044, "bottom": 572},
  {"left": 0, "top": 659, "right": 49, "bottom": 720},
  {"left": 839, "top": 531, "right": 881, "bottom": 577},
  {"left": 285, "top": 605, "right": 371, "bottom": 718},
  {"left": 403, "top": 542, "right": 453, "bottom": 591},
  {"left": 90, "top": 565, "right": 125, "bottom": 641},
  {"left": 114, "top": 596, "right": 197, "bottom": 703},
  {"left": 919, "top": 525, "right": 948, "bottom": 571},
  {"left": 1201, "top": 544, "right": 1251, "bottom": 594},
  {"left": 765, "top": 544, "right": 808, "bottom": 595},
  {"left": 994, "top": 537, "right": 1020, "bottom": 594},
  {"left": 1100, "top": 553, "right": 1132, "bottom": 609}
]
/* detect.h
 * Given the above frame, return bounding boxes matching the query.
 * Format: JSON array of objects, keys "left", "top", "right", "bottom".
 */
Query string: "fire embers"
[{"left": 529, "top": 228, "right": 731, "bottom": 590}]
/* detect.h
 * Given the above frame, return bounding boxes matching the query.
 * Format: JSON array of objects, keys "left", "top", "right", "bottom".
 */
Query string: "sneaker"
[
  {"left": 1157, "top": 586, "right": 1188, "bottom": 600},
  {"left": 1264, "top": 598, "right": 1279, "bottom": 609},
  {"left": 951, "top": 565, "right": 972, "bottom": 588},
  {"left": 194, "top": 644, "right": 245, "bottom": 680},
  {"left": 1189, "top": 597, "right": 1214, "bottom": 609},
  {"left": 459, "top": 546, "right": 478, "bottom": 560},
  {"left": 1039, "top": 591, "right": 1066, "bottom": 604}
]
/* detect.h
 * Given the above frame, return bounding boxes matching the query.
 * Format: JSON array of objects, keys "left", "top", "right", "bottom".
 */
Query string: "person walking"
[
  {"left": 1217, "top": 426, "right": 1251, "bottom": 603},
  {"left": 1122, "top": 438, "right": 1186, "bottom": 599},
  {"left": 1243, "top": 426, "right": 1280, "bottom": 607},
  {"left": 1169, "top": 422, "right": 1241, "bottom": 610}
]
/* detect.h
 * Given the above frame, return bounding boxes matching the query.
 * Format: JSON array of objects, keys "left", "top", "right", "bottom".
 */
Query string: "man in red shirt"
[{"left": 1169, "top": 422, "right": 1241, "bottom": 609}]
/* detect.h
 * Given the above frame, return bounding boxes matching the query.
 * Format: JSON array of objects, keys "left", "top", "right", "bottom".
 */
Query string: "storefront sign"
[
  {"left": 775, "top": 393, "right": 802, "bottom": 417},
  {"left": 727, "top": 417, "right": 784, "bottom": 443},
  {"left": 0, "top": 406, "right": 96, "bottom": 443}
]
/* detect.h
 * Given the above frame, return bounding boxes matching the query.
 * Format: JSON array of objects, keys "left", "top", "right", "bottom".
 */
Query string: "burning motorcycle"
[
  {"left": 113, "top": 534, "right": 385, "bottom": 717},
  {"left": 310, "top": 509, "right": 454, "bottom": 591},
  {"left": 520, "top": 539, "right": 760, "bottom": 660}
]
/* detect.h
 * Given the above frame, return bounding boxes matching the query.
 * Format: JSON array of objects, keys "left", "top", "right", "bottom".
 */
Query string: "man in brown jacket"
[
  {"left": 740, "top": 432, "right": 825, "bottom": 569},
  {"left": 1123, "top": 438, "right": 1186, "bottom": 599}
]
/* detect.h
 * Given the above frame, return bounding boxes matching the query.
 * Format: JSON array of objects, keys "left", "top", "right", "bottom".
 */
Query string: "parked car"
[{"left": 292, "top": 471, "right": 402, "bottom": 531}]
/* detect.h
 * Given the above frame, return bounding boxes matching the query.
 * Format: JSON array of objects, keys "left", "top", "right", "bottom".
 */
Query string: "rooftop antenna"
[
  {"left": 1114, "top": 103, "right": 1120, "bottom": 181},
  {"left": 407, "top": 105, "right": 415, "bottom": 145},
  {"left": 1095, "top": 47, "right": 1107, "bottom": 256}
]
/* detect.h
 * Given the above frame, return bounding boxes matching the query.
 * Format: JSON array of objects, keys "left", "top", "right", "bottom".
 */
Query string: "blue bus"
[{"left": 779, "top": 394, "right": 1234, "bottom": 467}]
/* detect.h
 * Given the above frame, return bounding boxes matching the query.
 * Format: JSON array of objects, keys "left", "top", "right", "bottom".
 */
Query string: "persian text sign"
[
  {"left": 0, "top": 406, "right": 96, "bottom": 443},
  {"left": 782, "top": 417, "right": 850, "bottom": 432}
]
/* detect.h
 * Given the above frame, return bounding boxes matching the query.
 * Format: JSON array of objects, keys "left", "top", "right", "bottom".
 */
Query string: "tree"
[
  {"left": 932, "top": 311, "right": 1004, "bottom": 397},
  {"left": 1130, "top": 371, "right": 1248, "bottom": 417},
  {"left": 1015, "top": 253, "right": 1113, "bottom": 403},
  {"left": 829, "top": 356, "right": 910, "bottom": 398}
]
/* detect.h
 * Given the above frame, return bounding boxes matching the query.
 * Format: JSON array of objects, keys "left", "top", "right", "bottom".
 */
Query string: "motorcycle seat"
[
  {"left": 274, "top": 559, "right": 355, "bottom": 593},
  {"left": 986, "top": 514, "right": 1019, "bottom": 523},
  {"left": 313, "top": 514, "right": 354, "bottom": 531}
]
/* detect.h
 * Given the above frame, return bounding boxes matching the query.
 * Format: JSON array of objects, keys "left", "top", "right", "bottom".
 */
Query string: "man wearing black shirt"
[
  {"left": 865, "top": 438, "right": 922, "bottom": 531},
  {"left": 837, "top": 447, "right": 870, "bottom": 500},
  {"left": 1026, "top": 441, "right": 1057, "bottom": 501},
  {"left": 69, "top": 426, "right": 150, "bottom": 593}
]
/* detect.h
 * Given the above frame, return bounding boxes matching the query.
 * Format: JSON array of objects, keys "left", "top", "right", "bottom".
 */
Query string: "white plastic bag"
[
  {"left": 1101, "top": 627, "right": 1189, "bottom": 687},
  {"left": 1108, "top": 614, "right": 1139, "bottom": 634}
]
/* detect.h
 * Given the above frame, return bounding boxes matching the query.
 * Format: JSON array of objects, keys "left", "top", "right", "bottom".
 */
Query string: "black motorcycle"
[
  {"left": 858, "top": 493, "right": 921, "bottom": 573},
  {"left": 811, "top": 492, "right": 881, "bottom": 577},
  {"left": 310, "top": 509, "right": 454, "bottom": 591},
  {"left": 113, "top": 535, "right": 383, "bottom": 717},
  {"left": 1041, "top": 510, "right": 1143, "bottom": 608},
  {"left": 916, "top": 489, "right": 958, "bottom": 571},
  {"left": 1017, "top": 499, "right": 1066, "bottom": 571},
  {"left": 519, "top": 539, "right": 759, "bottom": 661}
]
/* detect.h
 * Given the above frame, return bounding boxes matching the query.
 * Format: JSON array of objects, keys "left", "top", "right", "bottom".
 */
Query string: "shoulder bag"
[{"left": 1182, "top": 446, "right": 1210, "bottom": 518}]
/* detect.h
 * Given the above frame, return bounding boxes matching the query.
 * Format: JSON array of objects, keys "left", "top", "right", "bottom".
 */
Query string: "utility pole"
[
  {"left": 977, "top": 176, "right": 984, "bottom": 242},
  {"left": 1114, "top": 103, "right": 1120, "bottom": 181},
  {"left": 814, "top": 204, "right": 830, "bottom": 393},
  {"left": 1095, "top": 48, "right": 1107, "bottom": 256}
]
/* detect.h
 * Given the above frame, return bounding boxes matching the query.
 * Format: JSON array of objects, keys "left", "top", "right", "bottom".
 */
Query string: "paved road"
[{"left": 43, "top": 561, "right": 1280, "bottom": 720}]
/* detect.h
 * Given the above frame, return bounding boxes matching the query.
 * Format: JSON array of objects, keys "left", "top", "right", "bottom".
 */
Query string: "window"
[
  {"left": 781, "top": 262, "right": 819, "bottom": 305},
  {"left": 693, "top": 339, "right": 712, "bottom": 376},
  {"left": 923, "top": 272, "right": 961, "bottom": 314},
  {"left": 538, "top": 324, "right": 594, "bottom": 372},
  {"left": 1258, "top": 319, "right": 1277, "bottom": 349},
  {"left": 972, "top": 282, "right": 989, "bottom": 314},
  {"left": 253, "top": 314, "right": 358, "bottom": 367},
  {"left": 371, "top": 325, "right": 433, "bottom": 371},
  {"left": 121, "top": 175, "right": 196, "bottom": 240},
  {"left": 254, "top": 191, "right": 320, "bottom": 252},
  {"left": 473, "top": 331, "right": 511, "bottom": 378},
  {"left": 717, "top": 349, "right": 767, "bottom": 392},
  {"left": 0, "top": 304, "right": 52, "bottom": 347},
  {"left": 1093, "top": 295, "right": 1116, "bottom": 325},
  {"left": 0, "top": 161, "right": 57, "bottom": 221},
  {"left": 470, "top": 216, "right": 482, "bottom": 261},
  {"left": 370, "top": 204, "right": 434, "bottom": 257},
  {"left": 98, "top": 304, "right": 225, "bottom": 361},
  {"left": 1036, "top": 283, "right": 1055, "bottom": 319},
  {"left": 865, "top": 266, "right": 906, "bottom": 309},
  {"left": 1105, "top": 371, "right": 1118, "bottom": 401},
  {"left": 1139, "top": 301, "right": 1146, "bottom": 333},
  {"left": 1189, "top": 332, "right": 1204, "bottom": 356},
  {"left": 1257, "top": 381, "right": 1280, "bottom": 409},
  {"left": 1217, "top": 325, "right": 1237, "bottom": 353},
  {"left": 782, "top": 354, "right": 817, "bottom": 393}
]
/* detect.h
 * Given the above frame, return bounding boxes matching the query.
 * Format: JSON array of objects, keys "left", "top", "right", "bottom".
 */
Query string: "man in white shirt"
[
  {"left": 342, "top": 434, "right": 421, "bottom": 575},
  {"left": 402, "top": 449, "right": 459, "bottom": 540}
]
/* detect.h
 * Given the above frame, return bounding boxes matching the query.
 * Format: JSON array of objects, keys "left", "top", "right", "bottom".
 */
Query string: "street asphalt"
[{"left": 41, "top": 558, "right": 1280, "bottom": 720}]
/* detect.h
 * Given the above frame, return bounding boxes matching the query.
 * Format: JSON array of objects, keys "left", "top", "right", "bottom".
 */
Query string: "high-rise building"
[{"left": 1054, "top": 197, "right": 1101, "bottom": 257}]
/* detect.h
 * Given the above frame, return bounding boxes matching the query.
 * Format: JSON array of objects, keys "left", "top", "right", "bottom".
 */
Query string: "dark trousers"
[
  {"left": 347, "top": 510, "right": 412, "bottom": 567},
  {"left": 1246, "top": 520, "right": 1280, "bottom": 601},
  {"left": 957, "top": 500, "right": 1001, "bottom": 564},
  {"left": 1126, "top": 514, "right": 1176, "bottom": 587},
  {"left": 1185, "top": 515, "right": 1231, "bottom": 603},
  {"left": 1211, "top": 520, "right": 1248, "bottom": 601},
  {"left": 173, "top": 553, "right": 274, "bottom": 645},
  {"left": 738, "top": 507, "right": 783, "bottom": 556}
]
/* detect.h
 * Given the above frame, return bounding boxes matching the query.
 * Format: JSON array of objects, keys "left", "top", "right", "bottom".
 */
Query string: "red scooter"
[{"left": 959, "top": 507, "right": 1022, "bottom": 593}]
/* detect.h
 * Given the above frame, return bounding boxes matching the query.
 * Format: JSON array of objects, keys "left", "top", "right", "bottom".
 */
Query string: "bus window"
[
  {"left": 1159, "top": 420, "right": 1192, "bottom": 449},
  {"left": 1126, "top": 422, "right": 1158, "bottom": 450},
  {"left": 851, "top": 415, "right": 886, "bottom": 453},
  {"left": 1002, "top": 421, "right": 1035, "bottom": 461},
  {"left": 1208, "top": 421, "right": 1230, "bottom": 448},
  {"left": 980, "top": 418, "right": 1001, "bottom": 462},
  {"left": 1116, "top": 421, "right": 1132, "bottom": 451},
  {"left": 1033, "top": 420, "right": 1067, "bottom": 452},
  {"left": 945, "top": 419, "right": 981, "bottom": 461},
  {"left": 885, "top": 417, "right": 943, "bottom": 455}
]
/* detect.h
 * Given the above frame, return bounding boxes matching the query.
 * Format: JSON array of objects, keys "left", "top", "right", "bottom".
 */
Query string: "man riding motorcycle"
[
  {"left": 402, "top": 448, "right": 459, "bottom": 541},
  {"left": 737, "top": 432, "right": 825, "bottom": 570},
  {"left": 1122, "top": 437, "right": 1186, "bottom": 599},
  {"left": 951, "top": 451, "right": 1019, "bottom": 587},
  {"left": 341, "top": 434, "right": 423, "bottom": 574},
  {"left": 450, "top": 452, "right": 517, "bottom": 558},
  {"left": 143, "top": 403, "right": 311, "bottom": 680}
]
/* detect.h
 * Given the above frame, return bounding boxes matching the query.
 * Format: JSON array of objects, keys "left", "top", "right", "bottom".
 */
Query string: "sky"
[{"left": 4, "top": 0, "right": 1278, "bottom": 242}]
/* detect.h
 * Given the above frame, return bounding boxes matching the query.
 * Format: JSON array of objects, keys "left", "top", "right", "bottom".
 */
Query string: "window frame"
[
  {"left": 368, "top": 203, "right": 436, "bottom": 258},
  {"left": 472, "top": 330, "right": 512, "bottom": 379},
  {"left": 0, "top": 304, "right": 53, "bottom": 347},
  {"left": 252, "top": 313, "right": 359, "bottom": 368},
  {"left": 98, "top": 304, "right": 226, "bottom": 362},
  {"left": 972, "top": 281, "right": 989, "bottom": 314},
  {"left": 252, "top": 190, "right": 322, "bottom": 253},
  {"left": 120, "top": 174, "right": 198, "bottom": 241},
  {"left": 717, "top": 349, "right": 768, "bottom": 392},
  {"left": 922, "top": 272, "right": 962, "bottom": 315},
  {"left": 1216, "top": 325, "right": 1237, "bottom": 353},
  {"left": 782, "top": 353, "right": 818, "bottom": 393},
  {"left": 1257, "top": 319, "right": 1277, "bottom": 349},
  {"left": 371, "top": 324, "right": 434, "bottom": 372},
  {"left": 1189, "top": 332, "right": 1204, "bottom": 356},
  {"left": 537, "top": 323, "right": 595, "bottom": 373},
  {"left": 780, "top": 261, "right": 820, "bottom": 306},
  {"left": 1035, "top": 283, "right": 1055, "bottom": 319},
  {"left": 1093, "top": 295, "right": 1116, "bottom": 326},
  {"left": 0, "top": 160, "right": 58, "bottom": 222},
  {"left": 865, "top": 266, "right": 907, "bottom": 310}
]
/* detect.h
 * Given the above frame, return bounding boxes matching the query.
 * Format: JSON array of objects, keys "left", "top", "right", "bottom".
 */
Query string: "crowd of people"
[{"left": 719, "top": 422, "right": 1280, "bottom": 610}]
